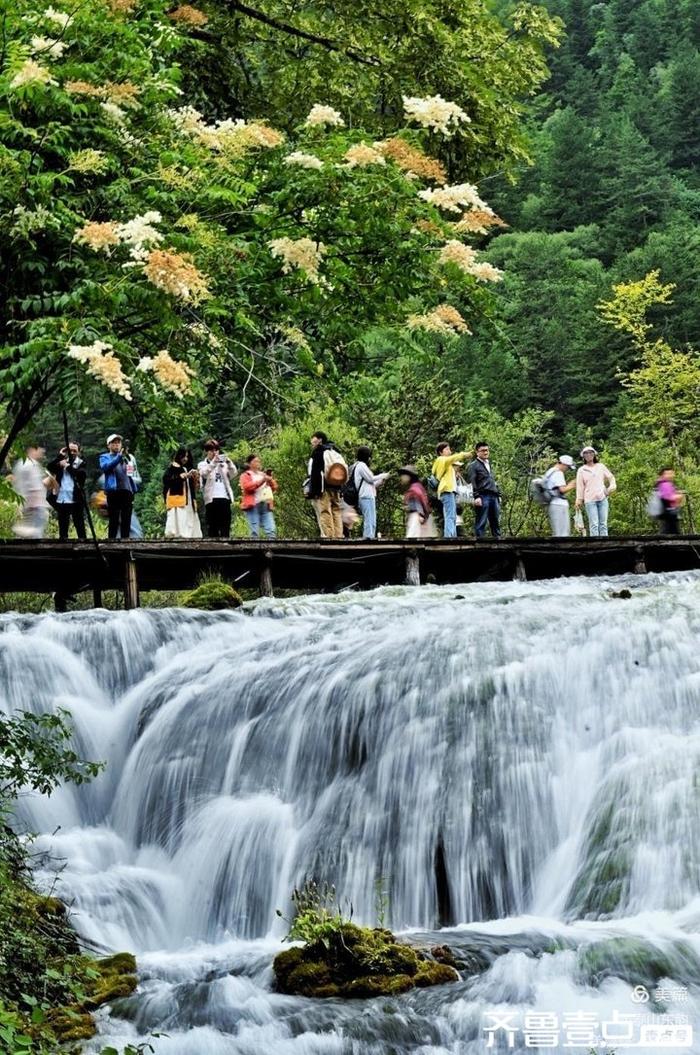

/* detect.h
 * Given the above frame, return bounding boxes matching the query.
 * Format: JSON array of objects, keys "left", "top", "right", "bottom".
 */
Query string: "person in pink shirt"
[
  {"left": 574, "top": 446, "right": 616, "bottom": 536},
  {"left": 656, "top": 467, "right": 683, "bottom": 534}
]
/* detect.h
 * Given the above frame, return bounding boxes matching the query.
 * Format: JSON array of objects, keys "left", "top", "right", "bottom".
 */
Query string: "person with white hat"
[
  {"left": 575, "top": 446, "right": 616, "bottom": 537},
  {"left": 541, "top": 455, "right": 576, "bottom": 537},
  {"left": 99, "top": 433, "right": 136, "bottom": 539}
]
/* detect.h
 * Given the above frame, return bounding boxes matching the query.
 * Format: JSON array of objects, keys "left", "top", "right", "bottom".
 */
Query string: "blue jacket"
[{"left": 99, "top": 451, "right": 134, "bottom": 492}]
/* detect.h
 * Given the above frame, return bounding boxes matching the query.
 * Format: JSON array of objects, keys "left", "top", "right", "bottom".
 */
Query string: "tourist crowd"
[{"left": 7, "top": 432, "right": 685, "bottom": 540}]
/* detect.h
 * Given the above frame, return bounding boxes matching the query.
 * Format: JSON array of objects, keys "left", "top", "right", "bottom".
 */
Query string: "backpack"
[
  {"left": 530, "top": 469, "right": 559, "bottom": 506},
  {"left": 342, "top": 463, "right": 361, "bottom": 509},
  {"left": 425, "top": 474, "right": 441, "bottom": 512},
  {"left": 646, "top": 489, "right": 664, "bottom": 519},
  {"left": 323, "top": 447, "right": 348, "bottom": 487}
]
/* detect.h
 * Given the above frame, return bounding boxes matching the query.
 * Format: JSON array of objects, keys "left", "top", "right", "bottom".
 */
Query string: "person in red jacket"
[{"left": 240, "top": 454, "right": 277, "bottom": 538}]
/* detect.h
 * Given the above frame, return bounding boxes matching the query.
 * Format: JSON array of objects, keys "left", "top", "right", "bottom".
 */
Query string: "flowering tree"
[
  {"left": 181, "top": 0, "right": 563, "bottom": 180},
  {"left": 1, "top": 0, "right": 522, "bottom": 466}
]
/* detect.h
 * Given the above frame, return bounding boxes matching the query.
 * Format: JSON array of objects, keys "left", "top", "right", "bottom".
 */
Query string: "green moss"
[
  {"left": 345, "top": 973, "right": 415, "bottom": 997},
  {"left": 577, "top": 936, "right": 700, "bottom": 990},
  {"left": 286, "top": 961, "right": 334, "bottom": 996},
  {"left": 273, "top": 923, "right": 459, "bottom": 999},
  {"left": 46, "top": 1008, "right": 97, "bottom": 1043},
  {"left": 415, "top": 961, "right": 461, "bottom": 987},
  {"left": 95, "top": 952, "right": 137, "bottom": 975},
  {"left": 183, "top": 581, "right": 242, "bottom": 610},
  {"left": 272, "top": 945, "right": 305, "bottom": 986},
  {"left": 49, "top": 949, "right": 138, "bottom": 1042}
]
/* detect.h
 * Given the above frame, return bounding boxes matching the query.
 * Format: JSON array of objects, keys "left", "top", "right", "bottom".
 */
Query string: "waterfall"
[{"left": 2, "top": 572, "right": 700, "bottom": 1053}]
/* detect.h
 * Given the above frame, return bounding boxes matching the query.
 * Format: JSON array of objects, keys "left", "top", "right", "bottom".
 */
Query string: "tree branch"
[{"left": 224, "top": 0, "right": 380, "bottom": 66}]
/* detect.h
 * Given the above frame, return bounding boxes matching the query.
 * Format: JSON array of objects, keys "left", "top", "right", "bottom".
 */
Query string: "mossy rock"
[
  {"left": 95, "top": 952, "right": 137, "bottom": 975},
  {"left": 415, "top": 961, "right": 461, "bottom": 987},
  {"left": 345, "top": 973, "right": 415, "bottom": 997},
  {"left": 48, "top": 950, "right": 138, "bottom": 1042},
  {"left": 273, "top": 924, "right": 459, "bottom": 999},
  {"left": 183, "top": 581, "right": 242, "bottom": 610},
  {"left": 273, "top": 945, "right": 305, "bottom": 987},
  {"left": 46, "top": 1008, "right": 97, "bottom": 1043},
  {"left": 285, "top": 961, "right": 335, "bottom": 997},
  {"left": 35, "top": 895, "right": 68, "bottom": 917},
  {"left": 577, "top": 937, "right": 700, "bottom": 990}
]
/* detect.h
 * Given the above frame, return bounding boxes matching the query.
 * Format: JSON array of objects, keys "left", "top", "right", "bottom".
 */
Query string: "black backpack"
[{"left": 342, "top": 463, "right": 361, "bottom": 509}]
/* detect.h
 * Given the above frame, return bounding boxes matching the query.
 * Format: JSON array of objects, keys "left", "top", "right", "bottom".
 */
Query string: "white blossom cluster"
[
  {"left": 418, "top": 183, "right": 487, "bottom": 213},
  {"left": 100, "top": 101, "right": 127, "bottom": 125},
  {"left": 283, "top": 151, "right": 324, "bottom": 170},
  {"left": 136, "top": 349, "right": 194, "bottom": 397},
  {"left": 11, "top": 204, "right": 57, "bottom": 237},
  {"left": 43, "top": 6, "right": 71, "bottom": 29},
  {"left": 439, "top": 241, "right": 503, "bottom": 281},
  {"left": 343, "top": 143, "right": 386, "bottom": 168},
  {"left": 268, "top": 237, "right": 327, "bottom": 284},
  {"left": 31, "top": 35, "right": 67, "bottom": 58},
  {"left": 402, "top": 94, "right": 470, "bottom": 137},
  {"left": 169, "top": 108, "right": 283, "bottom": 152},
  {"left": 304, "top": 104, "right": 344, "bottom": 128},
  {"left": 67, "top": 341, "right": 132, "bottom": 400},
  {"left": 115, "top": 211, "right": 164, "bottom": 263},
  {"left": 10, "top": 58, "right": 56, "bottom": 89},
  {"left": 68, "top": 148, "right": 109, "bottom": 174},
  {"left": 407, "top": 304, "right": 471, "bottom": 337},
  {"left": 188, "top": 322, "right": 223, "bottom": 349},
  {"left": 74, "top": 211, "right": 164, "bottom": 259}
]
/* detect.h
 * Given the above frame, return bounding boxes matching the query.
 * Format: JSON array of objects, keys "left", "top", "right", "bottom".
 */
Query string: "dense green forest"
[
  {"left": 480, "top": 0, "right": 700, "bottom": 440},
  {"left": 1, "top": 0, "right": 699, "bottom": 540}
]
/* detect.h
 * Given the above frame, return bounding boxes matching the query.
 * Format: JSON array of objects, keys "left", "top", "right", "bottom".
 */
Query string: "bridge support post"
[
  {"left": 92, "top": 587, "right": 103, "bottom": 608},
  {"left": 259, "top": 552, "right": 274, "bottom": 597},
  {"left": 405, "top": 552, "right": 421, "bottom": 586},
  {"left": 53, "top": 592, "right": 68, "bottom": 613},
  {"left": 633, "top": 545, "right": 647, "bottom": 575},
  {"left": 124, "top": 556, "right": 140, "bottom": 609}
]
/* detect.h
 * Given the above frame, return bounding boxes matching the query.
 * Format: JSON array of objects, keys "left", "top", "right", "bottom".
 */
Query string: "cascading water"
[{"left": 3, "top": 572, "right": 700, "bottom": 1053}]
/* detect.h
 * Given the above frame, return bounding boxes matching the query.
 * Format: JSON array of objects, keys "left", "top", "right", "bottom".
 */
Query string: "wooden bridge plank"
[{"left": 0, "top": 537, "right": 699, "bottom": 603}]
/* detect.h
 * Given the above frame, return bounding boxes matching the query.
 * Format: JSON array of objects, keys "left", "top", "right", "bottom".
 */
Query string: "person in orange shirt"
[{"left": 239, "top": 454, "right": 277, "bottom": 538}]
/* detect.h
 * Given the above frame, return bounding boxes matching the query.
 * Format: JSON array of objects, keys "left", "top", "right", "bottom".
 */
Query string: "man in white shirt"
[
  {"left": 11, "top": 444, "right": 49, "bottom": 538},
  {"left": 198, "top": 438, "right": 238, "bottom": 538},
  {"left": 543, "top": 455, "right": 576, "bottom": 537}
]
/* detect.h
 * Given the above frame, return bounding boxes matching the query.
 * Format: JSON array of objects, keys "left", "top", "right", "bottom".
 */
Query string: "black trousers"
[
  {"left": 56, "top": 502, "right": 86, "bottom": 540},
  {"left": 107, "top": 490, "right": 134, "bottom": 539},
  {"left": 660, "top": 510, "right": 680, "bottom": 535},
  {"left": 205, "top": 498, "right": 231, "bottom": 538}
]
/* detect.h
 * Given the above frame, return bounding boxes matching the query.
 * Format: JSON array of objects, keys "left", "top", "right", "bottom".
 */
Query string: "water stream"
[{"left": 3, "top": 572, "right": 700, "bottom": 1053}]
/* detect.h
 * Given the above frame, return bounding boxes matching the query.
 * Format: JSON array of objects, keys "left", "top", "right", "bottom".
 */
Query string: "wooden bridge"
[{"left": 1, "top": 536, "right": 699, "bottom": 609}]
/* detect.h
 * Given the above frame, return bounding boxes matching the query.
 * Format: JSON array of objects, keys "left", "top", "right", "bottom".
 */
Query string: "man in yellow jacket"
[{"left": 432, "top": 442, "right": 468, "bottom": 538}]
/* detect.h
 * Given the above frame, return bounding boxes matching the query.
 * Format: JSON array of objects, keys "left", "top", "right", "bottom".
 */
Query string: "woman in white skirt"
[
  {"left": 399, "top": 465, "right": 437, "bottom": 538},
  {"left": 163, "top": 448, "right": 202, "bottom": 539}
]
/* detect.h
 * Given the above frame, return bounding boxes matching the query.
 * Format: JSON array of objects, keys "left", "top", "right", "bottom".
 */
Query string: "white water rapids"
[{"left": 3, "top": 572, "right": 700, "bottom": 1053}]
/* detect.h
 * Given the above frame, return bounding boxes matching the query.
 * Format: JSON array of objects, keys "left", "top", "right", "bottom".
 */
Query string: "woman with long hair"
[
  {"left": 349, "top": 446, "right": 390, "bottom": 539},
  {"left": 163, "top": 448, "right": 202, "bottom": 539}
]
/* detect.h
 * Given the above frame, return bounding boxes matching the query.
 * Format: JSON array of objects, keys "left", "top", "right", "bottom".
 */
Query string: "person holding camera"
[
  {"left": 198, "top": 438, "right": 238, "bottom": 538},
  {"left": 239, "top": 454, "right": 277, "bottom": 538},
  {"left": 99, "top": 433, "right": 137, "bottom": 539},
  {"left": 163, "top": 448, "right": 202, "bottom": 539},
  {"left": 47, "top": 441, "right": 87, "bottom": 540}
]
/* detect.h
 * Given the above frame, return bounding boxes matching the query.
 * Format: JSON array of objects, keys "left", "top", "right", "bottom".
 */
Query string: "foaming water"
[{"left": 3, "top": 572, "right": 700, "bottom": 1052}]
